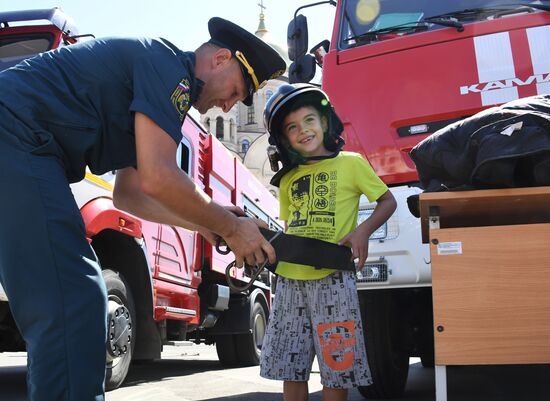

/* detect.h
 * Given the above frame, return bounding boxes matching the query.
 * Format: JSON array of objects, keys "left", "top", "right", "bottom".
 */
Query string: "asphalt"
[{"left": 1, "top": 344, "right": 550, "bottom": 401}]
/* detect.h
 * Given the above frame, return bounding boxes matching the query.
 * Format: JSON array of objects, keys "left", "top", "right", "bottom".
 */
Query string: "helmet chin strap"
[{"left": 269, "top": 149, "right": 342, "bottom": 187}]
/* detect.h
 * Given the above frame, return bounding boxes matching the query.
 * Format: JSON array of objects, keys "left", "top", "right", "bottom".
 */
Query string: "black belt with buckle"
[{"left": 217, "top": 227, "right": 355, "bottom": 292}]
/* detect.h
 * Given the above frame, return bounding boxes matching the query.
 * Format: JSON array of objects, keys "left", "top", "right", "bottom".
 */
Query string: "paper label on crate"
[{"left": 437, "top": 241, "right": 462, "bottom": 255}]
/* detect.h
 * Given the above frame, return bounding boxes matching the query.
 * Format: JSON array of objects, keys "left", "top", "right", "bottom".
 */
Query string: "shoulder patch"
[{"left": 170, "top": 78, "right": 191, "bottom": 121}]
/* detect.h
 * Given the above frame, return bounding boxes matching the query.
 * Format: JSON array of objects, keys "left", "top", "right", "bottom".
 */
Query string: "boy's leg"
[
  {"left": 307, "top": 271, "right": 373, "bottom": 390},
  {"left": 284, "top": 381, "right": 308, "bottom": 401},
  {"left": 322, "top": 386, "right": 348, "bottom": 401},
  {"left": 260, "top": 277, "right": 316, "bottom": 383},
  {"left": 0, "top": 125, "right": 107, "bottom": 401}
]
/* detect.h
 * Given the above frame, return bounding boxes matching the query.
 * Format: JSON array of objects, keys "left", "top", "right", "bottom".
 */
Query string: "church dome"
[{"left": 255, "top": 13, "right": 291, "bottom": 70}]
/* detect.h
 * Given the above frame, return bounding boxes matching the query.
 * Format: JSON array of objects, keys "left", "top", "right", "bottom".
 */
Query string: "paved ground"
[{"left": 1, "top": 343, "right": 550, "bottom": 401}]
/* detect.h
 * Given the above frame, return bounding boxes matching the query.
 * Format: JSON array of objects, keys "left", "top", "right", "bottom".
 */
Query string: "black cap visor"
[{"left": 208, "top": 17, "right": 286, "bottom": 108}]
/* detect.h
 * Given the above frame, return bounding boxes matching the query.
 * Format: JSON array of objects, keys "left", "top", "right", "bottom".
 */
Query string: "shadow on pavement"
[
  {"left": 351, "top": 362, "right": 550, "bottom": 401},
  {"left": 197, "top": 392, "right": 283, "bottom": 401},
  {"left": 2, "top": 359, "right": 550, "bottom": 401},
  {"left": 122, "top": 358, "right": 225, "bottom": 388},
  {"left": 199, "top": 362, "right": 550, "bottom": 401},
  {"left": 444, "top": 364, "right": 550, "bottom": 401}
]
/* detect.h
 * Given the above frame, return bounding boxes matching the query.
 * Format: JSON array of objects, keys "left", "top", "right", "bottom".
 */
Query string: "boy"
[{"left": 261, "top": 84, "right": 397, "bottom": 401}]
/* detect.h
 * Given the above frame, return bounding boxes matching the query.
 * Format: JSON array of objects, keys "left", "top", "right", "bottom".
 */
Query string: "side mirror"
[
  {"left": 287, "top": 14, "right": 308, "bottom": 61},
  {"left": 289, "top": 54, "right": 316, "bottom": 84},
  {"left": 309, "top": 39, "right": 330, "bottom": 67}
]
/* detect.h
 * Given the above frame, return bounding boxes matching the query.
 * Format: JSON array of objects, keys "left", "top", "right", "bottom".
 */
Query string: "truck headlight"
[{"left": 356, "top": 261, "right": 388, "bottom": 283}]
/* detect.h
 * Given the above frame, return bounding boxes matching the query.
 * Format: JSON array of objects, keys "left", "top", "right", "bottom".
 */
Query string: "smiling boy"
[{"left": 260, "top": 84, "right": 397, "bottom": 401}]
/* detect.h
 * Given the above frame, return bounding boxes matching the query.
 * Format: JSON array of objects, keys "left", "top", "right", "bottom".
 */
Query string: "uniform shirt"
[
  {"left": 277, "top": 151, "right": 388, "bottom": 280},
  {"left": 0, "top": 37, "right": 198, "bottom": 182}
]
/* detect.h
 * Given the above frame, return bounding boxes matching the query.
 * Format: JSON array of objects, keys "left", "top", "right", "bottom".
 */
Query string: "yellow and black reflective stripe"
[{"left": 84, "top": 172, "right": 114, "bottom": 192}]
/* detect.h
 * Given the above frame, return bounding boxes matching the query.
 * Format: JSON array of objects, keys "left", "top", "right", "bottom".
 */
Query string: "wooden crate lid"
[{"left": 419, "top": 186, "right": 550, "bottom": 243}]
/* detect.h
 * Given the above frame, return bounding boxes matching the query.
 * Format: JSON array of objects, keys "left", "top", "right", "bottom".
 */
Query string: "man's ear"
[{"left": 212, "top": 48, "right": 232, "bottom": 69}]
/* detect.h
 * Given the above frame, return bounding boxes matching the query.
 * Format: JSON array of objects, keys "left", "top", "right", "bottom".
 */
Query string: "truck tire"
[
  {"left": 103, "top": 269, "right": 136, "bottom": 391},
  {"left": 235, "top": 300, "right": 268, "bottom": 366},
  {"left": 215, "top": 334, "right": 239, "bottom": 367},
  {"left": 215, "top": 300, "right": 268, "bottom": 367},
  {"left": 358, "top": 291, "right": 409, "bottom": 399}
]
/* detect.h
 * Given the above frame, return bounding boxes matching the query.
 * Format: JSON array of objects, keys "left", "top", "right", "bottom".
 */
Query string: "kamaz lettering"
[{"left": 460, "top": 73, "right": 550, "bottom": 95}]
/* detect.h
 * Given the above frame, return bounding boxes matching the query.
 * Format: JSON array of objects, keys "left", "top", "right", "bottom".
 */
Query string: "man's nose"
[{"left": 222, "top": 99, "right": 235, "bottom": 113}]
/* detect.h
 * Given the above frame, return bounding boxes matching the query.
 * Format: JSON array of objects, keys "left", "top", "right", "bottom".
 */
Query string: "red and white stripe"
[
  {"left": 527, "top": 25, "right": 550, "bottom": 95},
  {"left": 473, "top": 25, "right": 550, "bottom": 106}
]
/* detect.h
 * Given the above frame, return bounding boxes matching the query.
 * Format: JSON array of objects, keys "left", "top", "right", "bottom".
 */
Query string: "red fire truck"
[
  {"left": 0, "top": 8, "right": 279, "bottom": 390},
  {"left": 287, "top": 0, "right": 550, "bottom": 398}
]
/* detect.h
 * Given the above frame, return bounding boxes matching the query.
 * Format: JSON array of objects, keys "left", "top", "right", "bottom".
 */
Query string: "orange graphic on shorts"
[{"left": 317, "top": 320, "right": 356, "bottom": 371}]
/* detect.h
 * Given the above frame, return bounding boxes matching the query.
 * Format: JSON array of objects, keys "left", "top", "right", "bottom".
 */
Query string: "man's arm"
[
  {"left": 113, "top": 112, "right": 275, "bottom": 267},
  {"left": 113, "top": 167, "right": 220, "bottom": 244}
]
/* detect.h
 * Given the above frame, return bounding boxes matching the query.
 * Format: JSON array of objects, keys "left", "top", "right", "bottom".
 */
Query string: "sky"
[
  {"left": 2, "top": 0, "right": 336, "bottom": 119},
  {"left": 2, "top": 0, "right": 336, "bottom": 60}
]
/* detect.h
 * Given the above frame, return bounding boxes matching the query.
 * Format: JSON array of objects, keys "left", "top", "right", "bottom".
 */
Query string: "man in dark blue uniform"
[{"left": 0, "top": 17, "right": 285, "bottom": 401}]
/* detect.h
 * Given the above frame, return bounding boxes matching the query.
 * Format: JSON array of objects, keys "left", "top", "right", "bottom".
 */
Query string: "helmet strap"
[{"left": 302, "top": 151, "right": 340, "bottom": 162}]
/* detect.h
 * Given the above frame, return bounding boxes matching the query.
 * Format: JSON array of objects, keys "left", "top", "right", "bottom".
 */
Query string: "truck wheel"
[
  {"left": 235, "top": 300, "right": 268, "bottom": 366},
  {"left": 358, "top": 291, "right": 409, "bottom": 399},
  {"left": 103, "top": 269, "right": 135, "bottom": 391},
  {"left": 215, "top": 334, "right": 239, "bottom": 367}
]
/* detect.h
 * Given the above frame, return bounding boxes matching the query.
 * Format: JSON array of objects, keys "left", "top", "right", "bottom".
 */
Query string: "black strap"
[{"left": 258, "top": 228, "right": 355, "bottom": 273}]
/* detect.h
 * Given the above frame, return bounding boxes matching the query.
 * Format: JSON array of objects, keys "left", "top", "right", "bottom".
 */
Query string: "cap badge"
[{"left": 269, "top": 69, "right": 285, "bottom": 80}]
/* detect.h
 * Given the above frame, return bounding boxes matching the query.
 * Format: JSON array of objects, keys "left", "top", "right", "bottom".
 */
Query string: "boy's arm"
[{"left": 338, "top": 190, "right": 397, "bottom": 270}]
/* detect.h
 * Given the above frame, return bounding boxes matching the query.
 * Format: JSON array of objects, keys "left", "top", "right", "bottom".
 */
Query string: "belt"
[{"left": 218, "top": 227, "right": 356, "bottom": 292}]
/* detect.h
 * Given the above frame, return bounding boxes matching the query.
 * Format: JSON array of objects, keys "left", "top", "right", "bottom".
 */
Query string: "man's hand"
[
  {"left": 223, "top": 217, "right": 276, "bottom": 268},
  {"left": 197, "top": 227, "right": 219, "bottom": 245},
  {"left": 224, "top": 206, "right": 268, "bottom": 229},
  {"left": 338, "top": 225, "right": 371, "bottom": 272},
  {"left": 224, "top": 205, "right": 245, "bottom": 217}
]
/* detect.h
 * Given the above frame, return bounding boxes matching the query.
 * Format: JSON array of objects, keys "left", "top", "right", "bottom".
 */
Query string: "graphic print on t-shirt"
[
  {"left": 289, "top": 175, "right": 311, "bottom": 227},
  {"left": 288, "top": 170, "right": 336, "bottom": 240}
]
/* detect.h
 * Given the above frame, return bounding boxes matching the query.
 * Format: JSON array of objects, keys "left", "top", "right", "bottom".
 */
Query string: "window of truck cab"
[
  {"left": 176, "top": 137, "right": 192, "bottom": 175},
  {"left": 339, "top": 0, "right": 544, "bottom": 49},
  {"left": 0, "top": 32, "right": 54, "bottom": 70}
]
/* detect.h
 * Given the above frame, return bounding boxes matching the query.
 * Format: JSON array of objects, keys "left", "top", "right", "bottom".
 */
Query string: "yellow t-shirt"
[{"left": 277, "top": 151, "right": 389, "bottom": 280}]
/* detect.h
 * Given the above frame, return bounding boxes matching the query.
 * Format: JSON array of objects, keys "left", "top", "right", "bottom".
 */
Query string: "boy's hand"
[
  {"left": 341, "top": 190, "right": 397, "bottom": 272},
  {"left": 338, "top": 225, "right": 371, "bottom": 272}
]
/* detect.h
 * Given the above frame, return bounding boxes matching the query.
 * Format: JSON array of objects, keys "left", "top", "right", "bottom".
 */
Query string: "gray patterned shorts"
[{"left": 260, "top": 271, "right": 373, "bottom": 389}]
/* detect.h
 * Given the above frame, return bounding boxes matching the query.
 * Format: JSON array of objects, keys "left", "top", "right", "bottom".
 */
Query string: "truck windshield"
[
  {"left": 0, "top": 33, "right": 53, "bottom": 70},
  {"left": 340, "top": 0, "right": 548, "bottom": 48}
]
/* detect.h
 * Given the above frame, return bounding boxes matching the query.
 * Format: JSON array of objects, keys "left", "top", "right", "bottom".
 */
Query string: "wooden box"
[{"left": 419, "top": 187, "right": 550, "bottom": 366}]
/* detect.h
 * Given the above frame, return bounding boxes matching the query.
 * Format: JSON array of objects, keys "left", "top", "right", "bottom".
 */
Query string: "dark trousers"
[{"left": 0, "top": 111, "right": 107, "bottom": 401}]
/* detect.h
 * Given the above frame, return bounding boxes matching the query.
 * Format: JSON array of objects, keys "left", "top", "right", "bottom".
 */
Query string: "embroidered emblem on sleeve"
[{"left": 170, "top": 78, "right": 191, "bottom": 121}]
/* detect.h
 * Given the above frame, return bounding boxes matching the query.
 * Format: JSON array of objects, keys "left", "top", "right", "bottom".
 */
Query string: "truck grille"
[{"left": 356, "top": 261, "right": 388, "bottom": 283}]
